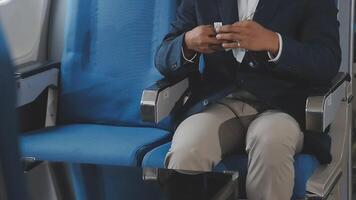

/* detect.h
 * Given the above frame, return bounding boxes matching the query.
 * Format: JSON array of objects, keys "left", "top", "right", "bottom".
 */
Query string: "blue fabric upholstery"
[
  {"left": 0, "top": 28, "right": 28, "bottom": 200},
  {"left": 21, "top": 0, "right": 177, "bottom": 167},
  {"left": 20, "top": 2, "right": 178, "bottom": 199},
  {"left": 21, "top": 124, "right": 171, "bottom": 166},
  {"left": 142, "top": 143, "right": 171, "bottom": 168},
  {"left": 142, "top": 142, "right": 320, "bottom": 199},
  {"left": 59, "top": 0, "right": 176, "bottom": 129}
]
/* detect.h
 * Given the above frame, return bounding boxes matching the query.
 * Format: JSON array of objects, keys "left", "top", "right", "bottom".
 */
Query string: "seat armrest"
[
  {"left": 16, "top": 62, "right": 60, "bottom": 79},
  {"left": 141, "top": 77, "right": 190, "bottom": 123},
  {"left": 16, "top": 62, "right": 60, "bottom": 107},
  {"left": 305, "top": 72, "right": 351, "bottom": 132}
]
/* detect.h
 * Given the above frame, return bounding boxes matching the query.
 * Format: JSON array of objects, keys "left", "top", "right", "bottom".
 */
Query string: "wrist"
[
  {"left": 183, "top": 32, "right": 196, "bottom": 57},
  {"left": 267, "top": 31, "right": 279, "bottom": 55}
]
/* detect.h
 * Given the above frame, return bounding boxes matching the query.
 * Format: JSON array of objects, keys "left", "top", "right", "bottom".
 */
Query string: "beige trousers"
[{"left": 165, "top": 98, "right": 304, "bottom": 200}]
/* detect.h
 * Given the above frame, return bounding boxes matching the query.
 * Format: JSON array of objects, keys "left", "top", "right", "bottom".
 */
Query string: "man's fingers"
[
  {"left": 209, "top": 44, "right": 224, "bottom": 51},
  {"left": 205, "top": 36, "right": 223, "bottom": 45},
  {"left": 216, "top": 33, "right": 244, "bottom": 41},
  {"left": 203, "top": 25, "right": 218, "bottom": 36},
  {"left": 222, "top": 41, "right": 247, "bottom": 49},
  {"left": 198, "top": 44, "right": 224, "bottom": 53},
  {"left": 216, "top": 24, "right": 232, "bottom": 33},
  {"left": 217, "top": 24, "right": 246, "bottom": 34}
]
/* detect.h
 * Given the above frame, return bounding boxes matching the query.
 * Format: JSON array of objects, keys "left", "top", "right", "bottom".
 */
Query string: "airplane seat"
[
  {"left": 142, "top": 70, "right": 350, "bottom": 199},
  {"left": 0, "top": 27, "right": 28, "bottom": 200},
  {"left": 141, "top": 69, "right": 350, "bottom": 199},
  {"left": 20, "top": 0, "right": 178, "bottom": 167},
  {"left": 13, "top": 0, "right": 351, "bottom": 199},
  {"left": 141, "top": 0, "right": 353, "bottom": 199}
]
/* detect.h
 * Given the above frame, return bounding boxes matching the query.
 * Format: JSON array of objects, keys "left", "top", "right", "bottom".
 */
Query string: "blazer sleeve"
[
  {"left": 272, "top": 0, "right": 342, "bottom": 84},
  {"left": 155, "top": 0, "right": 200, "bottom": 78}
]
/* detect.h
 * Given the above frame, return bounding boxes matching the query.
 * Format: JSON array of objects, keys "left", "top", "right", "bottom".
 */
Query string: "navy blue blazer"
[{"left": 155, "top": 0, "right": 341, "bottom": 128}]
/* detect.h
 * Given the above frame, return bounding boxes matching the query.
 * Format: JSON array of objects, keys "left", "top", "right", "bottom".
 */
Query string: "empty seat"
[
  {"left": 20, "top": 0, "right": 177, "bottom": 167},
  {"left": 21, "top": 124, "right": 170, "bottom": 166}
]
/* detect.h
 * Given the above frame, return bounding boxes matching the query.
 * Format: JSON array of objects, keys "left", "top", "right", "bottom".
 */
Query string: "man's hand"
[
  {"left": 216, "top": 20, "right": 279, "bottom": 55},
  {"left": 184, "top": 25, "right": 224, "bottom": 55}
]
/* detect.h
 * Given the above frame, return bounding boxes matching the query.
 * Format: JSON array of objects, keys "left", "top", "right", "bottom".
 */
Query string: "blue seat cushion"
[
  {"left": 142, "top": 142, "right": 320, "bottom": 199},
  {"left": 20, "top": 124, "right": 171, "bottom": 166}
]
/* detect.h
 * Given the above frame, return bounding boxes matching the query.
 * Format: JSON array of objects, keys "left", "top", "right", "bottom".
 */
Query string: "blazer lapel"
[
  {"left": 217, "top": 0, "right": 238, "bottom": 25},
  {"left": 253, "top": 0, "right": 283, "bottom": 27}
]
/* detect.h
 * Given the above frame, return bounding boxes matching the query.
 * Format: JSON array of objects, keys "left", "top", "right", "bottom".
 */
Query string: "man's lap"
[{"left": 165, "top": 98, "right": 304, "bottom": 171}]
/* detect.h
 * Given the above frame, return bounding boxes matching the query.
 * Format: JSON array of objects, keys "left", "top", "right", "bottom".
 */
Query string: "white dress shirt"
[{"left": 234, "top": 0, "right": 282, "bottom": 63}]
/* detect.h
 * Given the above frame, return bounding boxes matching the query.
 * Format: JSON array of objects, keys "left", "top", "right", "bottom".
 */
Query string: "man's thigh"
[
  {"left": 246, "top": 111, "right": 304, "bottom": 154},
  {"left": 167, "top": 99, "right": 258, "bottom": 166}
]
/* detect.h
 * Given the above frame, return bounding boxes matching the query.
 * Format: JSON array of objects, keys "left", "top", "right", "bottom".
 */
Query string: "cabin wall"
[
  {"left": 0, "top": 0, "right": 50, "bottom": 66},
  {"left": 48, "top": 0, "right": 67, "bottom": 62}
]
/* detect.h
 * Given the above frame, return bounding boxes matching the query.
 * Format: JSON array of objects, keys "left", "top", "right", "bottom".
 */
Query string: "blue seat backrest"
[
  {"left": 0, "top": 28, "right": 28, "bottom": 200},
  {"left": 59, "top": 0, "right": 177, "bottom": 128}
]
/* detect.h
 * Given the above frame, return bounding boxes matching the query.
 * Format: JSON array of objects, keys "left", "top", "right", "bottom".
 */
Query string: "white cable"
[{"left": 181, "top": 47, "right": 198, "bottom": 64}]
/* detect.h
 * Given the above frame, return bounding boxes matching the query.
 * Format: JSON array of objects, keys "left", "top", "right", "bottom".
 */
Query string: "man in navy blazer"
[{"left": 155, "top": 0, "right": 341, "bottom": 199}]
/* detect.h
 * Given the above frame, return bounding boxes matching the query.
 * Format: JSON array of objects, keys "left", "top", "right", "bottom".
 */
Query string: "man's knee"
[
  {"left": 165, "top": 146, "right": 212, "bottom": 172},
  {"left": 246, "top": 112, "right": 302, "bottom": 164},
  {"left": 165, "top": 107, "right": 229, "bottom": 171}
]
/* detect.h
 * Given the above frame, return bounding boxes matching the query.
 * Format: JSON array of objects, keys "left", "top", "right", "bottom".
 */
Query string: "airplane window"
[
  {"left": 0, "top": 0, "right": 11, "bottom": 6},
  {"left": 0, "top": 0, "right": 50, "bottom": 67}
]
